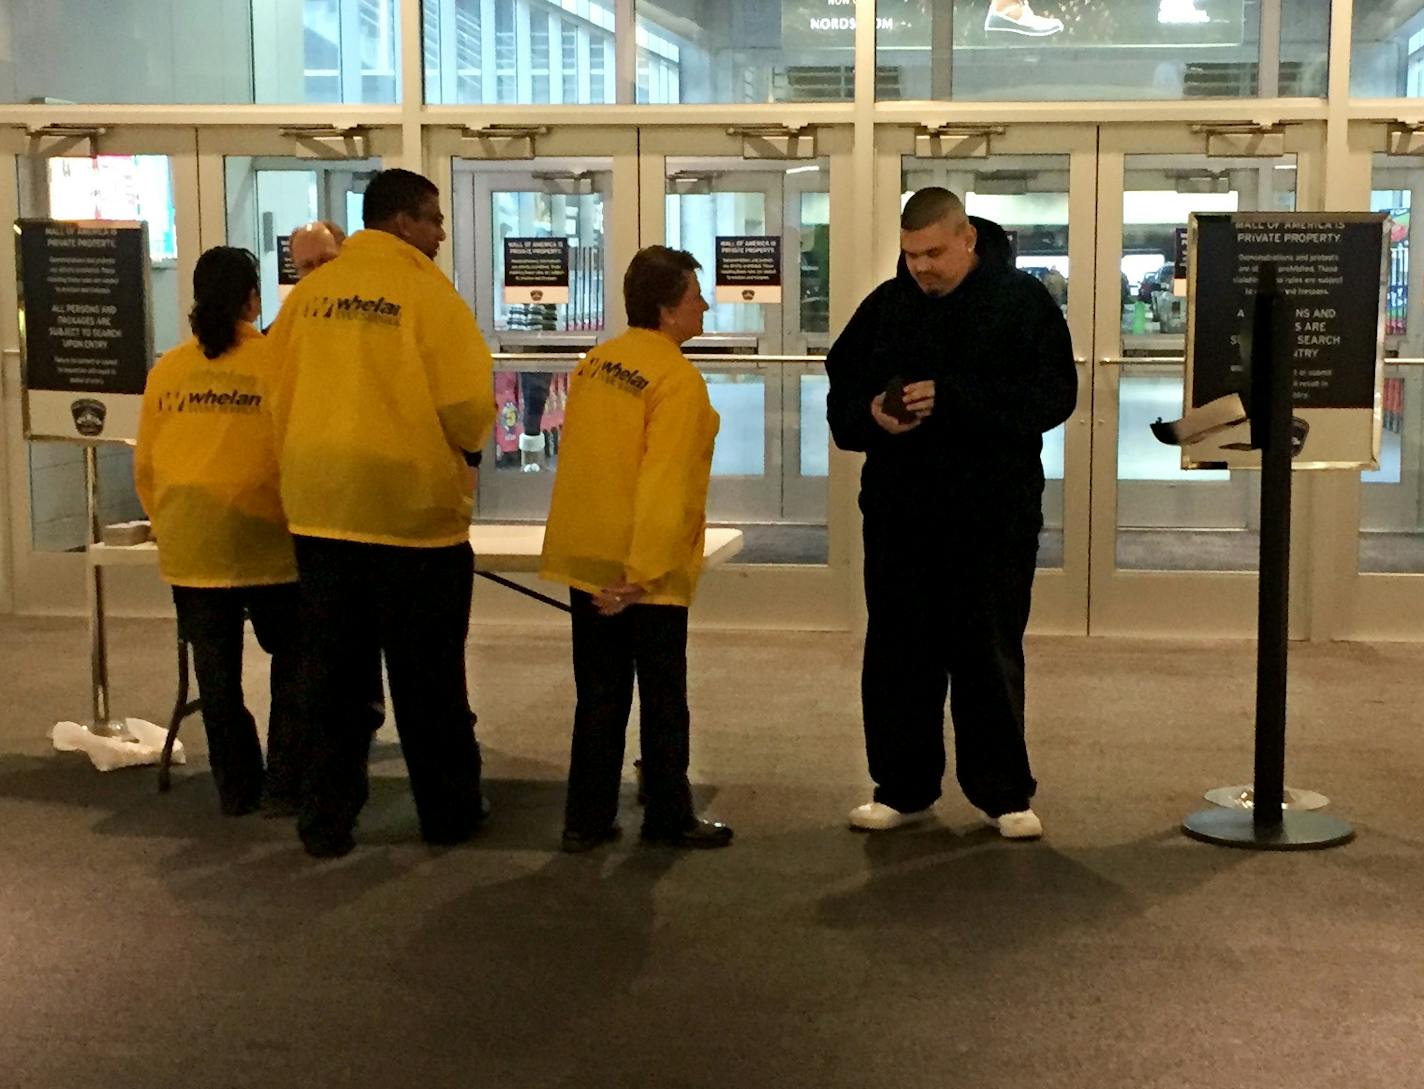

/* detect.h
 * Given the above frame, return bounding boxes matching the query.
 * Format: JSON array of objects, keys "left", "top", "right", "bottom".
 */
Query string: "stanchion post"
[
  {"left": 84, "top": 445, "right": 129, "bottom": 740},
  {"left": 1252, "top": 263, "right": 1289, "bottom": 829},
  {"left": 1182, "top": 257, "right": 1352, "bottom": 850}
]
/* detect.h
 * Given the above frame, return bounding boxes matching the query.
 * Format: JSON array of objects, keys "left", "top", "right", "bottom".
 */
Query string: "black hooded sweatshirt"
[{"left": 824, "top": 216, "right": 1078, "bottom": 537}]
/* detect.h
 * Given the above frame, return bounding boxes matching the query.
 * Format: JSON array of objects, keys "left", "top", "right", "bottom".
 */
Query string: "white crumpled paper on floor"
[{"left": 49, "top": 718, "right": 186, "bottom": 771}]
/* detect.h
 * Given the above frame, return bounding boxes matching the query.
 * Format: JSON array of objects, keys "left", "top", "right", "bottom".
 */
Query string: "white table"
[
  {"left": 88, "top": 524, "right": 744, "bottom": 788},
  {"left": 89, "top": 524, "right": 745, "bottom": 577}
]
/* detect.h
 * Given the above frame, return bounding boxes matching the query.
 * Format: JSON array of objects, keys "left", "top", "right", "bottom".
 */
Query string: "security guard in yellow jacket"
[
  {"left": 267, "top": 169, "right": 495, "bottom": 858},
  {"left": 541, "top": 245, "right": 732, "bottom": 852},
  {"left": 136, "top": 246, "right": 304, "bottom": 817}
]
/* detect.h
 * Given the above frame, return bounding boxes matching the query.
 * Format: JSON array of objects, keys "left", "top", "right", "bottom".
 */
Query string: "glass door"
[
  {"left": 884, "top": 124, "right": 1097, "bottom": 634},
  {"left": 197, "top": 127, "right": 397, "bottom": 327},
  {"left": 432, "top": 126, "right": 638, "bottom": 524},
  {"left": 1091, "top": 122, "right": 1321, "bottom": 636},
  {"left": 1311, "top": 123, "right": 1424, "bottom": 641},
  {"left": 642, "top": 127, "right": 844, "bottom": 570},
  {"left": 1, "top": 126, "right": 198, "bottom": 613}
]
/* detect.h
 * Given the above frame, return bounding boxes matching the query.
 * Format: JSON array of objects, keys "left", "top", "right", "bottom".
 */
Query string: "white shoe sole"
[
  {"left": 984, "top": 14, "right": 1064, "bottom": 36},
  {"left": 848, "top": 807, "right": 933, "bottom": 832},
  {"left": 987, "top": 812, "right": 1043, "bottom": 840}
]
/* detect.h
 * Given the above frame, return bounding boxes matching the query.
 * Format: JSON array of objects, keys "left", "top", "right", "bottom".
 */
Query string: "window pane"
[
  {"left": 1352, "top": 0, "right": 1424, "bottom": 96},
  {"left": 878, "top": 0, "right": 1326, "bottom": 101},
  {"left": 425, "top": 0, "right": 615, "bottom": 104},
  {"left": 0, "top": 0, "right": 399, "bottom": 104},
  {"left": 1363, "top": 154, "right": 1424, "bottom": 571},
  {"left": 636, "top": 1, "right": 860, "bottom": 103}
]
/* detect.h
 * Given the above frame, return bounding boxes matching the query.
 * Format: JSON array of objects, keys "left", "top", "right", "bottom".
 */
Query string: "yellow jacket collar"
[{"left": 343, "top": 227, "right": 439, "bottom": 271}]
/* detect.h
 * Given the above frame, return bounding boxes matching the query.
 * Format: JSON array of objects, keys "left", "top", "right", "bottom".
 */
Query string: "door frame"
[{"left": 1089, "top": 121, "right": 1325, "bottom": 637}]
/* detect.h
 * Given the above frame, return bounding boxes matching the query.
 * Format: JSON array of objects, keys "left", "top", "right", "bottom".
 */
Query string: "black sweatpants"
[
  {"left": 293, "top": 536, "right": 481, "bottom": 847},
  {"left": 563, "top": 590, "right": 694, "bottom": 838},
  {"left": 861, "top": 516, "right": 1039, "bottom": 818},
  {"left": 171, "top": 583, "right": 305, "bottom": 814}
]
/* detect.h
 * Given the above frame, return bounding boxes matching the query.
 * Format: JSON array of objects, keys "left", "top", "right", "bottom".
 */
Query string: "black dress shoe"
[
  {"left": 640, "top": 818, "right": 733, "bottom": 849},
  {"left": 561, "top": 824, "right": 622, "bottom": 854},
  {"left": 301, "top": 831, "right": 356, "bottom": 859}
]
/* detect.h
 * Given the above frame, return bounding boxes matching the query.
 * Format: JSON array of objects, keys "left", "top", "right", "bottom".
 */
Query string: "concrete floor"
[{"left": 2, "top": 615, "right": 1422, "bottom": 1089}]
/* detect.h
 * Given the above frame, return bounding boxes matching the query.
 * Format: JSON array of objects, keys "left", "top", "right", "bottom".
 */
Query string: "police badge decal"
[{"left": 70, "top": 398, "right": 107, "bottom": 438}]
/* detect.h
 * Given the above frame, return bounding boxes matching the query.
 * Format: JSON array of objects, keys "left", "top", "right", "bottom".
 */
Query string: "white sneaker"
[
  {"left": 1158, "top": 0, "right": 1210, "bottom": 24},
  {"left": 989, "top": 809, "right": 1043, "bottom": 840},
  {"left": 848, "top": 801, "right": 933, "bottom": 831},
  {"left": 984, "top": 2, "right": 1064, "bottom": 37}
]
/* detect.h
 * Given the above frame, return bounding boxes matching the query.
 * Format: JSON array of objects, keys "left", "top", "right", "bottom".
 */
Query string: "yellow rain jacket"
[
  {"left": 266, "top": 229, "right": 495, "bottom": 547},
  {"left": 540, "top": 327, "right": 719, "bottom": 607},
  {"left": 134, "top": 324, "right": 296, "bottom": 588}
]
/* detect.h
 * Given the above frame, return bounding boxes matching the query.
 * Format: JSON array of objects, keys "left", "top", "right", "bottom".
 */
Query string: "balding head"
[{"left": 289, "top": 220, "right": 346, "bottom": 279}]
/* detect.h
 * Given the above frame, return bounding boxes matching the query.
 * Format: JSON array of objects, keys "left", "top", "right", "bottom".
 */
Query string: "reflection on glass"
[
  {"left": 424, "top": 0, "right": 615, "bottom": 104},
  {"left": 636, "top": 0, "right": 862, "bottom": 103},
  {"left": 492, "top": 369, "right": 568, "bottom": 472},
  {"left": 800, "top": 374, "right": 830, "bottom": 477},
  {"left": 1363, "top": 154, "right": 1424, "bottom": 570},
  {"left": 1352, "top": 0, "right": 1424, "bottom": 97},
  {"left": 1112, "top": 155, "right": 1294, "bottom": 572},
  {"left": 665, "top": 190, "right": 768, "bottom": 335},
  {"left": 1120, "top": 188, "right": 1238, "bottom": 338},
  {"left": 1360, "top": 366, "right": 1424, "bottom": 572},
  {"left": 224, "top": 158, "right": 376, "bottom": 329},
  {"left": 0, "top": 1, "right": 399, "bottom": 104},
  {"left": 708, "top": 376, "right": 767, "bottom": 476},
  {"left": 878, "top": 0, "right": 1325, "bottom": 100},
  {"left": 800, "top": 192, "right": 831, "bottom": 335},
  {"left": 490, "top": 190, "right": 606, "bottom": 333}
]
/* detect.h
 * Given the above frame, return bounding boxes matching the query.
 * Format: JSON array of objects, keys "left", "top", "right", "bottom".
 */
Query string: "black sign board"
[
  {"left": 17, "top": 219, "right": 153, "bottom": 443},
  {"left": 504, "top": 237, "right": 570, "bottom": 304},
  {"left": 1172, "top": 226, "right": 1188, "bottom": 294},
  {"left": 715, "top": 236, "right": 782, "bottom": 303},
  {"left": 1184, "top": 212, "right": 1387, "bottom": 469},
  {"left": 276, "top": 235, "right": 300, "bottom": 287}
]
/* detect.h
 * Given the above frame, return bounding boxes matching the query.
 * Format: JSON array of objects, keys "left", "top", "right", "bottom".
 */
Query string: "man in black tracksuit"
[{"left": 826, "top": 187, "right": 1077, "bottom": 839}]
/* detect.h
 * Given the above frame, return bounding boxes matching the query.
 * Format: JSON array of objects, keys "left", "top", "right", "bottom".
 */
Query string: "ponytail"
[{"left": 189, "top": 246, "right": 259, "bottom": 359}]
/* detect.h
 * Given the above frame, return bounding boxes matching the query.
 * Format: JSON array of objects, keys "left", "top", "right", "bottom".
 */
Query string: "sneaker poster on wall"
[{"left": 782, "top": 0, "right": 1243, "bottom": 49}]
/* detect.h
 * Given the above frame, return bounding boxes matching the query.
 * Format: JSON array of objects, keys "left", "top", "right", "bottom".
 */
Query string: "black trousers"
[
  {"left": 171, "top": 583, "right": 305, "bottom": 814},
  {"left": 564, "top": 590, "right": 694, "bottom": 837},
  {"left": 293, "top": 536, "right": 481, "bottom": 846},
  {"left": 861, "top": 516, "right": 1039, "bottom": 818}
]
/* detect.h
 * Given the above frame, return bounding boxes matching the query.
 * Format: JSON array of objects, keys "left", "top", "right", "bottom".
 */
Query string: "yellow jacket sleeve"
[
  {"left": 134, "top": 377, "right": 161, "bottom": 519},
  {"left": 425, "top": 290, "right": 496, "bottom": 456},
  {"left": 626, "top": 368, "right": 711, "bottom": 588}
]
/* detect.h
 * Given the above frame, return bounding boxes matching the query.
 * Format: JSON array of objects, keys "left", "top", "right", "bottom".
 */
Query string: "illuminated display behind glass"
[{"left": 46, "top": 156, "right": 178, "bottom": 263}]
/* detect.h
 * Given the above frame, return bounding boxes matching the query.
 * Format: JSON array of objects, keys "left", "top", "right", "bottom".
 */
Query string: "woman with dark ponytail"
[{"left": 135, "top": 247, "right": 305, "bottom": 817}]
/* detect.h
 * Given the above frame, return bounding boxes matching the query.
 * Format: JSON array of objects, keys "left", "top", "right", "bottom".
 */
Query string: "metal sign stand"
[
  {"left": 82, "top": 446, "right": 135, "bottom": 743},
  {"left": 1182, "top": 264, "right": 1353, "bottom": 850}
]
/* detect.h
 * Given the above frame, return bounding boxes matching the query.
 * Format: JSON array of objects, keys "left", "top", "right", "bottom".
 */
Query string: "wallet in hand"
[{"left": 881, "top": 376, "right": 919, "bottom": 424}]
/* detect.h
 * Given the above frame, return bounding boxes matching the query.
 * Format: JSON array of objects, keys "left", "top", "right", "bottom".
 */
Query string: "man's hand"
[
  {"left": 871, "top": 393, "right": 922, "bottom": 435},
  {"left": 594, "top": 578, "right": 646, "bottom": 616},
  {"left": 902, "top": 379, "right": 935, "bottom": 419}
]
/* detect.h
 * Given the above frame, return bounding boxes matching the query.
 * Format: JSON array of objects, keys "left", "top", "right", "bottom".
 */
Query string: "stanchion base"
[
  {"left": 1204, "top": 784, "right": 1329, "bottom": 811},
  {"left": 86, "top": 719, "right": 137, "bottom": 742},
  {"left": 1182, "top": 807, "right": 1354, "bottom": 851}
]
